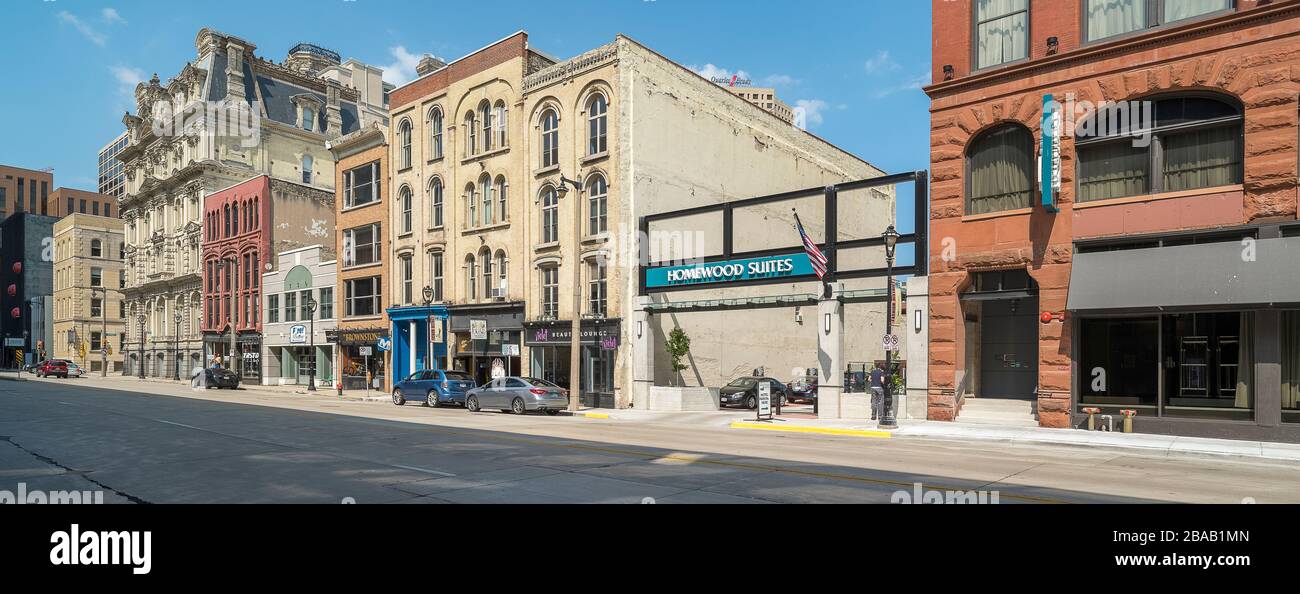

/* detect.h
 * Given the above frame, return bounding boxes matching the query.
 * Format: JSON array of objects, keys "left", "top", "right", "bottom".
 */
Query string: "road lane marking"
[
  {"left": 155, "top": 420, "right": 202, "bottom": 430},
  {"left": 389, "top": 464, "right": 456, "bottom": 477}
]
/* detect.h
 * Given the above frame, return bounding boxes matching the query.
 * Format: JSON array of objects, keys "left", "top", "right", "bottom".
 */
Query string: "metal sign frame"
[{"left": 638, "top": 171, "right": 928, "bottom": 296}]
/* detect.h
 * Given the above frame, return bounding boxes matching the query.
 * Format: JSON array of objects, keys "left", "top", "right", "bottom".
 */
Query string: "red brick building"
[
  {"left": 925, "top": 0, "right": 1300, "bottom": 441},
  {"left": 201, "top": 176, "right": 272, "bottom": 379}
]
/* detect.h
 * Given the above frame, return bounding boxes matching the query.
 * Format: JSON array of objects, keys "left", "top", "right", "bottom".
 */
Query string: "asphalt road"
[{"left": 2, "top": 376, "right": 1297, "bottom": 504}]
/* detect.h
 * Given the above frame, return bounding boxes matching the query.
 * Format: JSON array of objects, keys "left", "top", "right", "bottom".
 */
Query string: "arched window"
[
  {"left": 231, "top": 201, "right": 239, "bottom": 234},
  {"left": 428, "top": 106, "right": 444, "bottom": 160},
  {"left": 465, "top": 254, "right": 478, "bottom": 301},
  {"left": 541, "top": 108, "right": 559, "bottom": 168},
  {"left": 399, "top": 119, "right": 413, "bottom": 169},
  {"left": 465, "top": 112, "right": 478, "bottom": 156},
  {"left": 495, "top": 175, "right": 508, "bottom": 222},
  {"left": 302, "top": 107, "right": 315, "bottom": 132},
  {"left": 399, "top": 185, "right": 413, "bottom": 235},
  {"left": 465, "top": 183, "right": 477, "bottom": 229},
  {"left": 223, "top": 204, "right": 230, "bottom": 237},
  {"left": 966, "top": 124, "right": 1033, "bottom": 215},
  {"left": 495, "top": 250, "right": 508, "bottom": 294},
  {"left": 90, "top": 239, "right": 103, "bottom": 258},
  {"left": 480, "top": 247, "right": 494, "bottom": 299},
  {"left": 480, "top": 101, "right": 494, "bottom": 152},
  {"left": 540, "top": 185, "right": 558, "bottom": 243},
  {"left": 429, "top": 177, "right": 444, "bottom": 228},
  {"left": 480, "top": 174, "right": 494, "bottom": 226},
  {"left": 302, "top": 154, "right": 313, "bottom": 184},
  {"left": 1077, "top": 94, "right": 1242, "bottom": 202},
  {"left": 587, "top": 93, "right": 608, "bottom": 155},
  {"left": 587, "top": 174, "right": 608, "bottom": 236},
  {"left": 494, "top": 100, "right": 508, "bottom": 148}
]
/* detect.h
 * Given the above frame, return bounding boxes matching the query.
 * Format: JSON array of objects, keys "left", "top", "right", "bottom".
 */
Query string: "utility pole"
[{"left": 557, "top": 175, "right": 584, "bottom": 413}]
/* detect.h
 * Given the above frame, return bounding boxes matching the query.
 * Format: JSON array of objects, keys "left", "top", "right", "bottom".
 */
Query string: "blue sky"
[{"left": 0, "top": 0, "right": 931, "bottom": 234}]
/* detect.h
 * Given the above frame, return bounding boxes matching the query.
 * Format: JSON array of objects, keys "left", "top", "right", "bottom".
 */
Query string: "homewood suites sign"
[{"left": 646, "top": 253, "right": 815, "bottom": 289}]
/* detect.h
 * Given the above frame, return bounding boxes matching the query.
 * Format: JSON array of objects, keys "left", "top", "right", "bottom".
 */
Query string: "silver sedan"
[{"left": 465, "top": 377, "right": 570, "bottom": 415}]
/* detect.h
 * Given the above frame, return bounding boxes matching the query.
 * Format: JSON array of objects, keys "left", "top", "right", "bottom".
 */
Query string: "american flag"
[{"left": 793, "top": 210, "right": 829, "bottom": 279}]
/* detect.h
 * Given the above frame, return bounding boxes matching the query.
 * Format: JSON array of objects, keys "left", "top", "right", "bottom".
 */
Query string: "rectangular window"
[
  {"left": 267, "top": 294, "right": 279, "bottom": 323},
  {"left": 91, "top": 331, "right": 102, "bottom": 352},
  {"left": 343, "top": 161, "right": 379, "bottom": 208},
  {"left": 93, "top": 202, "right": 100, "bottom": 216},
  {"left": 431, "top": 252, "right": 444, "bottom": 301},
  {"left": 119, "top": 301, "right": 125, "bottom": 319},
  {"left": 285, "top": 291, "right": 297, "bottom": 322},
  {"left": 343, "top": 223, "right": 381, "bottom": 267},
  {"left": 974, "top": 0, "right": 1028, "bottom": 70},
  {"left": 1086, "top": 0, "right": 1232, "bottom": 42},
  {"left": 401, "top": 255, "right": 413, "bottom": 304},
  {"left": 91, "top": 298, "right": 103, "bottom": 318},
  {"left": 345, "top": 276, "right": 381, "bottom": 317},
  {"left": 588, "top": 259, "right": 607, "bottom": 316},
  {"left": 90, "top": 267, "right": 102, "bottom": 287},
  {"left": 300, "top": 290, "right": 312, "bottom": 321},
  {"left": 79, "top": 199, "right": 87, "bottom": 214},
  {"left": 68, "top": 197, "right": 75, "bottom": 214},
  {"left": 318, "top": 287, "right": 334, "bottom": 320},
  {"left": 104, "top": 203, "right": 111, "bottom": 218},
  {"left": 542, "top": 268, "right": 559, "bottom": 319}
]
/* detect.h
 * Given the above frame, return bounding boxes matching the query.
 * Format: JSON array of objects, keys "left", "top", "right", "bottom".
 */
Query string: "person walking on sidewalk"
[{"left": 869, "top": 363, "right": 885, "bottom": 421}]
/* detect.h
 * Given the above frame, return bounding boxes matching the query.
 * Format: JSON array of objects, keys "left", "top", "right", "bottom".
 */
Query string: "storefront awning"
[{"left": 1068, "top": 236, "right": 1300, "bottom": 314}]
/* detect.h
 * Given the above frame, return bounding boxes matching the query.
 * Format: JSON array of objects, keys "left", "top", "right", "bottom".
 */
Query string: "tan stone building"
[
  {"left": 52, "top": 213, "right": 127, "bottom": 373},
  {"left": 329, "top": 124, "right": 392, "bottom": 392},
  {"left": 49, "top": 188, "right": 118, "bottom": 219},
  {"left": 723, "top": 86, "right": 794, "bottom": 124},
  {"left": 385, "top": 32, "right": 892, "bottom": 410}
]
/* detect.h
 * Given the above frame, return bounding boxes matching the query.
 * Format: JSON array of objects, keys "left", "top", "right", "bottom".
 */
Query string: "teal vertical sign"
[{"left": 1041, "top": 94, "right": 1060, "bottom": 213}]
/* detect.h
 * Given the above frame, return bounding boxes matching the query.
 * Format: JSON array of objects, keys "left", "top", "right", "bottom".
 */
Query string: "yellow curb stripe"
[
  {"left": 583, "top": 412, "right": 611, "bottom": 419},
  {"left": 730, "top": 421, "right": 892, "bottom": 439}
]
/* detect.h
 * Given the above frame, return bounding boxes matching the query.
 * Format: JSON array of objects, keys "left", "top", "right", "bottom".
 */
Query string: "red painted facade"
[{"left": 201, "top": 175, "right": 271, "bottom": 336}]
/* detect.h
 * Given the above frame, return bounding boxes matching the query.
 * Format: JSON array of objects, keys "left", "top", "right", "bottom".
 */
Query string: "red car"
[{"left": 34, "top": 360, "right": 71, "bottom": 379}]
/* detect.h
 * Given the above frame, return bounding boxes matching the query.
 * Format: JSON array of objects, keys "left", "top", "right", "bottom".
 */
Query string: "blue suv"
[{"left": 392, "top": 370, "right": 478, "bottom": 407}]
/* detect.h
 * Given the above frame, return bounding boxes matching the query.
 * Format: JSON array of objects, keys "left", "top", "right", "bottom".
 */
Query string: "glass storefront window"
[
  {"left": 1079, "top": 317, "right": 1159, "bottom": 409},
  {"left": 1162, "top": 312, "right": 1252, "bottom": 420},
  {"left": 1283, "top": 311, "right": 1300, "bottom": 423}
]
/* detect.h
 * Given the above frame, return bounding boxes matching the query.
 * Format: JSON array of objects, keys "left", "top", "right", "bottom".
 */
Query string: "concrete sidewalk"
[{"left": 724, "top": 416, "right": 1300, "bottom": 462}]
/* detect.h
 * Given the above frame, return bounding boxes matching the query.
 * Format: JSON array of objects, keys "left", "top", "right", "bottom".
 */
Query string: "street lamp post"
[
  {"left": 879, "top": 225, "right": 901, "bottom": 430},
  {"left": 173, "top": 311, "right": 183, "bottom": 381},
  {"left": 137, "top": 313, "right": 146, "bottom": 379},
  {"left": 306, "top": 295, "right": 318, "bottom": 391},
  {"left": 556, "top": 174, "right": 584, "bottom": 413},
  {"left": 422, "top": 286, "right": 434, "bottom": 371}
]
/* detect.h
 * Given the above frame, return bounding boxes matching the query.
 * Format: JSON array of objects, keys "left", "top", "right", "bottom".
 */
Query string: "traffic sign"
[
  {"left": 757, "top": 381, "right": 772, "bottom": 418},
  {"left": 359, "top": 346, "right": 373, "bottom": 357},
  {"left": 882, "top": 334, "right": 900, "bottom": 352}
]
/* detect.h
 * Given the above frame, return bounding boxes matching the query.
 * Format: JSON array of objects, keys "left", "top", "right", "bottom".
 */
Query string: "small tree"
[{"left": 665, "top": 327, "right": 691, "bottom": 386}]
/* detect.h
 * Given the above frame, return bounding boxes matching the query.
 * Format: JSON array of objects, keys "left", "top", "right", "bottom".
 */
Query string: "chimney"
[
  {"left": 415, "top": 54, "right": 446, "bottom": 77},
  {"left": 325, "top": 80, "right": 344, "bottom": 140},
  {"left": 226, "top": 41, "right": 247, "bottom": 101}
]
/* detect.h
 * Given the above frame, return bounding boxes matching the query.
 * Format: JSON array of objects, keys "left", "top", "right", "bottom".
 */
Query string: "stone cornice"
[{"left": 523, "top": 43, "right": 618, "bottom": 94}]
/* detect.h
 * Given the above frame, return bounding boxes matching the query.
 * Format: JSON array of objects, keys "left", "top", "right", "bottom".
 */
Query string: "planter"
[{"left": 648, "top": 386, "right": 720, "bottom": 412}]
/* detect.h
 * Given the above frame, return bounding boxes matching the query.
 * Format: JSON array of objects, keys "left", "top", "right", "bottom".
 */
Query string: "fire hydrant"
[
  {"left": 1120, "top": 409, "right": 1137, "bottom": 433},
  {"left": 1081, "top": 407, "right": 1101, "bottom": 431}
]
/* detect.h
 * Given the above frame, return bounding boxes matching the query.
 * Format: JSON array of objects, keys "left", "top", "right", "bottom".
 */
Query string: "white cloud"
[
  {"left": 109, "top": 65, "right": 145, "bottom": 114},
  {"left": 794, "top": 99, "right": 828, "bottom": 129},
  {"left": 382, "top": 46, "right": 422, "bottom": 86},
  {"left": 56, "top": 11, "right": 106, "bottom": 46},
  {"left": 102, "top": 8, "right": 127, "bottom": 26},
  {"left": 863, "top": 50, "right": 900, "bottom": 75}
]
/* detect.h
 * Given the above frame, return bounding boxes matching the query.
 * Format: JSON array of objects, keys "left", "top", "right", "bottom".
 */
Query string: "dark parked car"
[
  {"left": 193, "top": 367, "right": 240, "bottom": 389},
  {"left": 392, "top": 369, "right": 478, "bottom": 407},
  {"left": 719, "top": 376, "right": 789, "bottom": 409},
  {"left": 34, "top": 360, "right": 71, "bottom": 378}
]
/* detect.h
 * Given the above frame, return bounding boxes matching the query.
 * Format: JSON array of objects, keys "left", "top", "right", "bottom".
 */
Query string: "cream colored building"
[
  {"left": 387, "top": 32, "right": 893, "bottom": 409},
  {"left": 52, "top": 214, "right": 127, "bottom": 373},
  {"left": 116, "top": 28, "right": 365, "bottom": 377}
]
